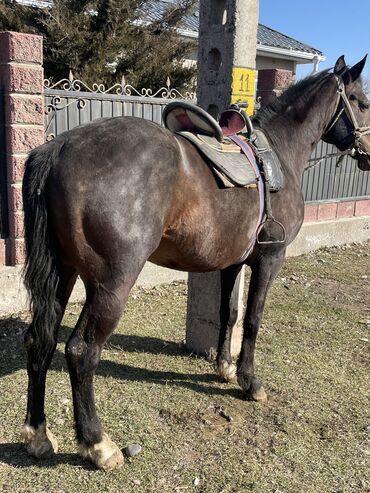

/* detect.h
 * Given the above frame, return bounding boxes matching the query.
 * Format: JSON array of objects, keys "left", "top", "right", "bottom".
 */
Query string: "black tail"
[{"left": 22, "top": 141, "right": 63, "bottom": 363}]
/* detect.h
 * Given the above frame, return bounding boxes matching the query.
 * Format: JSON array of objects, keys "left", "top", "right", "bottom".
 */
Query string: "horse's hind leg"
[
  {"left": 23, "top": 265, "right": 77, "bottom": 458},
  {"left": 217, "top": 264, "right": 243, "bottom": 383},
  {"left": 65, "top": 275, "right": 134, "bottom": 471}
]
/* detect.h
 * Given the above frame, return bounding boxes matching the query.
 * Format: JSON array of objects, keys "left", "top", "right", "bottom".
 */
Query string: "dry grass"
[{"left": 0, "top": 242, "right": 369, "bottom": 493}]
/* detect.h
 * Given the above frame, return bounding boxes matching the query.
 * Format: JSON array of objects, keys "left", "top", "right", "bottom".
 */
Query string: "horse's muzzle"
[{"left": 356, "top": 154, "right": 370, "bottom": 171}]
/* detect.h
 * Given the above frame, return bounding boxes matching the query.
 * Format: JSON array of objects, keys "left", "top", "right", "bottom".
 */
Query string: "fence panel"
[
  {"left": 44, "top": 75, "right": 195, "bottom": 141},
  {"left": 302, "top": 140, "right": 370, "bottom": 202},
  {"left": 45, "top": 89, "right": 186, "bottom": 140}
]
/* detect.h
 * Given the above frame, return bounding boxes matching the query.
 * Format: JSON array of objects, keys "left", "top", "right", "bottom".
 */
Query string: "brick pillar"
[
  {"left": 257, "top": 68, "right": 294, "bottom": 106},
  {"left": 0, "top": 31, "right": 44, "bottom": 265}
]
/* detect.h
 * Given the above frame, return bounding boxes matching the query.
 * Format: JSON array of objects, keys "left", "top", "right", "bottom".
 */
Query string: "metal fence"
[
  {"left": 302, "top": 140, "right": 370, "bottom": 202},
  {"left": 44, "top": 76, "right": 370, "bottom": 203},
  {"left": 44, "top": 75, "right": 195, "bottom": 141}
]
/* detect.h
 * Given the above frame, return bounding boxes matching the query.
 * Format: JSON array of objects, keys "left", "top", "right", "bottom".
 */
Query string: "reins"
[{"left": 306, "top": 149, "right": 355, "bottom": 170}]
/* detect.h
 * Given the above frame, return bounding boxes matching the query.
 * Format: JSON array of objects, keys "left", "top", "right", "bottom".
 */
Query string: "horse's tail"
[{"left": 22, "top": 141, "right": 63, "bottom": 363}]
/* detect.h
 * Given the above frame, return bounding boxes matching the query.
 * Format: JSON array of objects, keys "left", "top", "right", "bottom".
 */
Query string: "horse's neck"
[{"left": 261, "top": 79, "right": 337, "bottom": 182}]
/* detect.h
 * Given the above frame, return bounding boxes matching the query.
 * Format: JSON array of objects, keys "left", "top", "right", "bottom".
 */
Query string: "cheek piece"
[{"left": 324, "top": 76, "right": 370, "bottom": 157}]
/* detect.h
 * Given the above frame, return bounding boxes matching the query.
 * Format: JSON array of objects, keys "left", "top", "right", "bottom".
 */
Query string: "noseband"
[{"left": 324, "top": 76, "right": 370, "bottom": 157}]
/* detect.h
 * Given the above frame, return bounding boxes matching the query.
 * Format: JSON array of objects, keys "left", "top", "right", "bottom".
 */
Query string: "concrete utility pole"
[{"left": 186, "top": 0, "right": 259, "bottom": 357}]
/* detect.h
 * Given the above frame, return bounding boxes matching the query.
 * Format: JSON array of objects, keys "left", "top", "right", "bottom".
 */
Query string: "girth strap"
[
  {"left": 228, "top": 135, "right": 265, "bottom": 261},
  {"left": 229, "top": 135, "right": 286, "bottom": 258}
]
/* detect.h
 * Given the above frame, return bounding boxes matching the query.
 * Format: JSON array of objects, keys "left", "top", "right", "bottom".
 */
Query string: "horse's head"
[{"left": 323, "top": 55, "right": 370, "bottom": 171}]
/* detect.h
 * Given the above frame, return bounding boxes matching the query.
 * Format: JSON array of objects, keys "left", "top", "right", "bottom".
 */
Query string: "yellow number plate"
[{"left": 231, "top": 67, "right": 256, "bottom": 115}]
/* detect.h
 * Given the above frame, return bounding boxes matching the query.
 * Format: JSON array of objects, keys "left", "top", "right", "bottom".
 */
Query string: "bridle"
[
  {"left": 323, "top": 74, "right": 370, "bottom": 156},
  {"left": 308, "top": 74, "right": 370, "bottom": 169}
]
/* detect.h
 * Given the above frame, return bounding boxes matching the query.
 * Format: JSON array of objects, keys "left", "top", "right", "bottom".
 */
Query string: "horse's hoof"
[
  {"left": 247, "top": 385, "right": 267, "bottom": 402},
  {"left": 217, "top": 361, "right": 237, "bottom": 384},
  {"left": 238, "top": 375, "right": 268, "bottom": 402},
  {"left": 80, "top": 432, "right": 124, "bottom": 471},
  {"left": 22, "top": 422, "right": 58, "bottom": 459}
]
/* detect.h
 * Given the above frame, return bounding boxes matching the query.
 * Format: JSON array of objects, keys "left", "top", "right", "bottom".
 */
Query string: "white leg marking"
[
  {"left": 217, "top": 361, "right": 237, "bottom": 383},
  {"left": 22, "top": 422, "right": 58, "bottom": 458},
  {"left": 79, "top": 432, "right": 124, "bottom": 471}
]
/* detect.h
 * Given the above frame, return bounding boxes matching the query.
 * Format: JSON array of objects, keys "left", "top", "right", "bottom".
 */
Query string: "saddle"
[{"left": 162, "top": 101, "right": 284, "bottom": 192}]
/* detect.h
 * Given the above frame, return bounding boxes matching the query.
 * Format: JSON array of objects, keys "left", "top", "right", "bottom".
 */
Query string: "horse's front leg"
[
  {"left": 237, "top": 249, "right": 285, "bottom": 401},
  {"left": 217, "top": 264, "right": 244, "bottom": 383}
]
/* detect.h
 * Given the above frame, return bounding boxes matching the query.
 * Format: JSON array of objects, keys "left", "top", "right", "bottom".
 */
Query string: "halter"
[
  {"left": 308, "top": 74, "right": 370, "bottom": 169},
  {"left": 324, "top": 75, "right": 370, "bottom": 156}
]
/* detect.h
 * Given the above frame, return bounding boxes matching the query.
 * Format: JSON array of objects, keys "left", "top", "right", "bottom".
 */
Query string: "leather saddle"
[{"left": 162, "top": 101, "right": 284, "bottom": 192}]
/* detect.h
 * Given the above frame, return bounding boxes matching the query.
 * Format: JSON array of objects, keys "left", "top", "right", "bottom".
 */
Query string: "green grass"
[{"left": 0, "top": 242, "right": 369, "bottom": 493}]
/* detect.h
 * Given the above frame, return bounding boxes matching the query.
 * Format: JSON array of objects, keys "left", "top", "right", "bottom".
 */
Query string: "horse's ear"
[
  {"left": 334, "top": 55, "right": 351, "bottom": 84},
  {"left": 348, "top": 54, "right": 367, "bottom": 82},
  {"left": 334, "top": 55, "right": 346, "bottom": 75}
]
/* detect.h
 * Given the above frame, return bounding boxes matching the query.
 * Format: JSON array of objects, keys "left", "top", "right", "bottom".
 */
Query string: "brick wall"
[
  {"left": 257, "top": 68, "right": 294, "bottom": 105},
  {"left": 304, "top": 199, "right": 370, "bottom": 222},
  {"left": 0, "top": 31, "right": 44, "bottom": 265}
]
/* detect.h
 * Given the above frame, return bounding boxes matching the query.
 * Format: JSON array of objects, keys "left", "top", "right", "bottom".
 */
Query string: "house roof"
[
  {"left": 143, "top": 0, "right": 199, "bottom": 33},
  {"left": 18, "top": 0, "right": 324, "bottom": 62},
  {"left": 143, "top": 0, "right": 324, "bottom": 61},
  {"left": 257, "top": 24, "right": 322, "bottom": 56}
]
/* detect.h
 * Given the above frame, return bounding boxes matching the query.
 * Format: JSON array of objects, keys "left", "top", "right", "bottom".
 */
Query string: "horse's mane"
[{"left": 253, "top": 69, "right": 332, "bottom": 129}]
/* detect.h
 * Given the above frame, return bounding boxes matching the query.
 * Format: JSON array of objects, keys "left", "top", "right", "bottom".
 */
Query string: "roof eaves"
[
  {"left": 257, "top": 44, "right": 326, "bottom": 63},
  {"left": 178, "top": 29, "right": 325, "bottom": 62}
]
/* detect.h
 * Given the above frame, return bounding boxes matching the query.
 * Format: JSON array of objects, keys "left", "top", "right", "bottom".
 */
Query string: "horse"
[{"left": 21, "top": 55, "right": 370, "bottom": 470}]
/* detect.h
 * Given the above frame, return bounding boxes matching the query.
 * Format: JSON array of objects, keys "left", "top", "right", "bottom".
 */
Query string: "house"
[
  {"left": 17, "top": 0, "right": 324, "bottom": 104},
  {"left": 143, "top": 0, "right": 325, "bottom": 105}
]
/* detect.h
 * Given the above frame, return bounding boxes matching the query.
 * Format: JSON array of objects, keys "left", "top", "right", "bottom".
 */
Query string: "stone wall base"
[
  {"left": 0, "top": 263, "right": 188, "bottom": 316},
  {"left": 287, "top": 215, "right": 370, "bottom": 256}
]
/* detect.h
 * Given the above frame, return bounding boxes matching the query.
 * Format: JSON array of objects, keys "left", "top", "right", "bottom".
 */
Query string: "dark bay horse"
[{"left": 21, "top": 56, "right": 370, "bottom": 469}]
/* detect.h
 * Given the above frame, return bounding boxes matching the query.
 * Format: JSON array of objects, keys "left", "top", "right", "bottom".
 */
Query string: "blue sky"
[{"left": 259, "top": 0, "right": 370, "bottom": 80}]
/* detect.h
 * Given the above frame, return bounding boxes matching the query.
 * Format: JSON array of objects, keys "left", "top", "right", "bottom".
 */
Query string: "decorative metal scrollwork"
[
  {"left": 44, "top": 72, "right": 196, "bottom": 140},
  {"left": 45, "top": 94, "right": 88, "bottom": 141},
  {"left": 44, "top": 71, "right": 196, "bottom": 99}
]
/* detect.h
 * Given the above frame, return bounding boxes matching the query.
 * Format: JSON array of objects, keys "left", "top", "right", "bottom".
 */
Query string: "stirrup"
[{"left": 256, "top": 217, "right": 286, "bottom": 245}]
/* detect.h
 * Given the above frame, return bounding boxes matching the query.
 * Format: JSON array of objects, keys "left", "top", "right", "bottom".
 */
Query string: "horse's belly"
[
  {"left": 148, "top": 233, "right": 247, "bottom": 272},
  {"left": 148, "top": 248, "right": 215, "bottom": 272}
]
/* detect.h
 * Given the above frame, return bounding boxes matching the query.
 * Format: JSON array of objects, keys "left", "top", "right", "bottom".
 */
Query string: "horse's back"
[{"left": 49, "top": 116, "right": 180, "bottom": 175}]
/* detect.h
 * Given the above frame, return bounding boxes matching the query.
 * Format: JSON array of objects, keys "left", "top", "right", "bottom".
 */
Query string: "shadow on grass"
[
  {"left": 0, "top": 317, "right": 188, "bottom": 379},
  {"left": 96, "top": 359, "right": 243, "bottom": 400},
  {"left": 0, "top": 442, "right": 93, "bottom": 469},
  {"left": 0, "top": 318, "right": 243, "bottom": 400}
]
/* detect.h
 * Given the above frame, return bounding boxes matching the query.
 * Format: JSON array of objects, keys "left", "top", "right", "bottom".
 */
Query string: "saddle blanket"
[{"left": 178, "top": 131, "right": 257, "bottom": 187}]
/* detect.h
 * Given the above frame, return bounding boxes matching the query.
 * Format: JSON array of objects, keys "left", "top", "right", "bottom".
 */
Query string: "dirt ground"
[{"left": 0, "top": 241, "right": 369, "bottom": 493}]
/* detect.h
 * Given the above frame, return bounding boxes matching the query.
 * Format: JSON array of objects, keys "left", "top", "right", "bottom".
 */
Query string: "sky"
[{"left": 259, "top": 0, "right": 370, "bottom": 80}]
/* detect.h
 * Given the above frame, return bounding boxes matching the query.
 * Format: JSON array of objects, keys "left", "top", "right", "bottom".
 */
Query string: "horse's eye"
[{"left": 349, "top": 94, "right": 357, "bottom": 101}]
